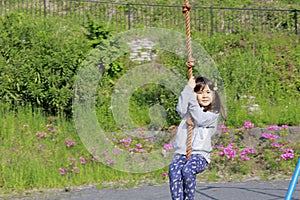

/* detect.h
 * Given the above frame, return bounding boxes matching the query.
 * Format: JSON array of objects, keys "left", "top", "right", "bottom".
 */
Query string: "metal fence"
[{"left": 0, "top": 0, "right": 299, "bottom": 36}]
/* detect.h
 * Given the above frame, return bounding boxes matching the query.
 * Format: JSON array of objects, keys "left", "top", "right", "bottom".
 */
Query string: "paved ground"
[{"left": 3, "top": 180, "right": 300, "bottom": 200}]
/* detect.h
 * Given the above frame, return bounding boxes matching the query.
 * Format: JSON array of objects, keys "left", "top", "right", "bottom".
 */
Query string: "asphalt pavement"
[{"left": 4, "top": 179, "right": 300, "bottom": 200}]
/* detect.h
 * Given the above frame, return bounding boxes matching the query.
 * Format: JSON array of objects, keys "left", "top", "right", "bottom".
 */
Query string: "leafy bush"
[{"left": 0, "top": 13, "right": 91, "bottom": 115}]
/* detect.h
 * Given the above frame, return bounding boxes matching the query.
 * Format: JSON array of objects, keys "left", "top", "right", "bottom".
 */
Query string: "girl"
[{"left": 169, "top": 76, "right": 225, "bottom": 200}]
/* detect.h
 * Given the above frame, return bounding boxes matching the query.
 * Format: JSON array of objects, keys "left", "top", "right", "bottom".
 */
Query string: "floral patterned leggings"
[{"left": 168, "top": 154, "right": 208, "bottom": 200}]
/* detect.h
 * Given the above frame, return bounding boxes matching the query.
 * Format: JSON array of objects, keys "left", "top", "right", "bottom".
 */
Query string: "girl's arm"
[
  {"left": 176, "top": 85, "right": 194, "bottom": 118},
  {"left": 176, "top": 77, "right": 196, "bottom": 118}
]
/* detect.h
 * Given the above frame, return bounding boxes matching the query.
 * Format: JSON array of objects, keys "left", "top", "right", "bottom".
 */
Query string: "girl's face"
[{"left": 196, "top": 84, "right": 214, "bottom": 107}]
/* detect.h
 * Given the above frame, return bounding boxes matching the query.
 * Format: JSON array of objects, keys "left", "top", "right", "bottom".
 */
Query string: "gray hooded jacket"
[{"left": 174, "top": 85, "right": 219, "bottom": 163}]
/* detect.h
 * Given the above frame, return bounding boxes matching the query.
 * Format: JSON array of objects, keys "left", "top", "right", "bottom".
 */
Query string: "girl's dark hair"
[{"left": 194, "top": 76, "right": 226, "bottom": 120}]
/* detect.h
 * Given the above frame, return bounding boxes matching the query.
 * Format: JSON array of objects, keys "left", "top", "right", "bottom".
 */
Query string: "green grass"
[
  {"left": 0, "top": 105, "right": 299, "bottom": 195},
  {"left": 0, "top": 106, "right": 169, "bottom": 194}
]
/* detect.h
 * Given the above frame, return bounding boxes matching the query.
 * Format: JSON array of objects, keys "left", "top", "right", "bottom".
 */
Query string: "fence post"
[
  {"left": 293, "top": 9, "right": 298, "bottom": 34},
  {"left": 43, "top": 0, "right": 46, "bottom": 17},
  {"left": 127, "top": 3, "right": 131, "bottom": 30},
  {"left": 209, "top": 6, "right": 214, "bottom": 37}
]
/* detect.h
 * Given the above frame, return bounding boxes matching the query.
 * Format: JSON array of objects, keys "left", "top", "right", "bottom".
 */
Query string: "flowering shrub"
[
  {"left": 217, "top": 143, "right": 255, "bottom": 161},
  {"left": 210, "top": 122, "right": 298, "bottom": 178},
  {"left": 17, "top": 121, "right": 299, "bottom": 180}
]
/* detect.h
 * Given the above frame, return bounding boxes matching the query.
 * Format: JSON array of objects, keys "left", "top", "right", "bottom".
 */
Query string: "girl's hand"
[{"left": 187, "top": 76, "right": 196, "bottom": 89}]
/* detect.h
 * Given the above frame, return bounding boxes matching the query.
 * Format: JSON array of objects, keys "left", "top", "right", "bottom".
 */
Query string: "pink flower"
[
  {"left": 126, "top": 138, "right": 132, "bottom": 143},
  {"left": 280, "top": 153, "right": 294, "bottom": 160},
  {"left": 105, "top": 157, "right": 115, "bottom": 165},
  {"left": 239, "top": 148, "right": 255, "bottom": 160},
  {"left": 285, "top": 148, "right": 294, "bottom": 154},
  {"left": 280, "top": 148, "right": 294, "bottom": 160},
  {"left": 262, "top": 133, "right": 278, "bottom": 140},
  {"left": 221, "top": 124, "right": 228, "bottom": 132},
  {"left": 220, "top": 143, "right": 237, "bottom": 160},
  {"left": 163, "top": 143, "right": 173, "bottom": 151},
  {"left": 272, "top": 143, "right": 281, "bottom": 148},
  {"left": 246, "top": 148, "right": 255, "bottom": 154},
  {"left": 72, "top": 167, "right": 80, "bottom": 173},
  {"left": 240, "top": 148, "right": 255, "bottom": 154},
  {"left": 36, "top": 132, "right": 46, "bottom": 138},
  {"left": 136, "top": 143, "right": 142, "bottom": 148},
  {"left": 138, "top": 149, "right": 144, "bottom": 153},
  {"left": 267, "top": 125, "right": 279, "bottom": 131},
  {"left": 112, "top": 148, "right": 119, "bottom": 155},
  {"left": 80, "top": 157, "right": 88, "bottom": 164},
  {"left": 240, "top": 155, "right": 250, "bottom": 161},
  {"left": 243, "top": 121, "right": 254, "bottom": 130},
  {"left": 161, "top": 172, "right": 168, "bottom": 177},
  {"left": 120, "top": 139, "right": 126, "bottom": 143},
  {"left": 281, "top": 125, "right": 288, "bottom": 129},
  {"left": 59, "top": 168, "right": 67, "bottom": 175},
  {"left": 65, "top": 138, "right": 76, "bottom": 147}
]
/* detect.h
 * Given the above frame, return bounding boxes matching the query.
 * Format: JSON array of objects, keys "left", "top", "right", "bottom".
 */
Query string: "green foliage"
[
  {"left": 199, "top": 32, "right": 300, "bottom": 127},
  {"left": 0, "top": 13, "right": 90, "bottom": 115},
  {"left": 130, "top": 84, "right": 180, "bottom": 128},
  {"left": 84, "top": 15, "right": 112, "bottom": 48},
  {"left": 0, "top": 2, "right": 299, "bottom": 130},
  {"left": 0, "top": 13, "right": 122, "bottom": 117}
]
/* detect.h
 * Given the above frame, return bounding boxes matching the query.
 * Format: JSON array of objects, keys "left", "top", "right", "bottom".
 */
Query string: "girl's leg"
[
  {"left": 169, "top": 154, "right": 186, "bottom": 200},
  {"left": 182, "top": 154, "right": 208, "bottom": 200}
]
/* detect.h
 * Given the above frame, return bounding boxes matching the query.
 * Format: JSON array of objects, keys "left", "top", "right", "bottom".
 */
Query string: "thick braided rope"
[{"left": 182, "top": 1, "right": 195, "bottom": 161}]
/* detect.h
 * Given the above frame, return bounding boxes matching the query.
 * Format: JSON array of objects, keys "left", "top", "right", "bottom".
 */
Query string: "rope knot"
[
  {"left": 186, "top": 118, "right": 195, "bottom": 128},
  {"left": 185, "top": 59, "right": 195, "bottom": 68},
  {"left": 182, "top": 3, "right": 192, "bottom": 13}
]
